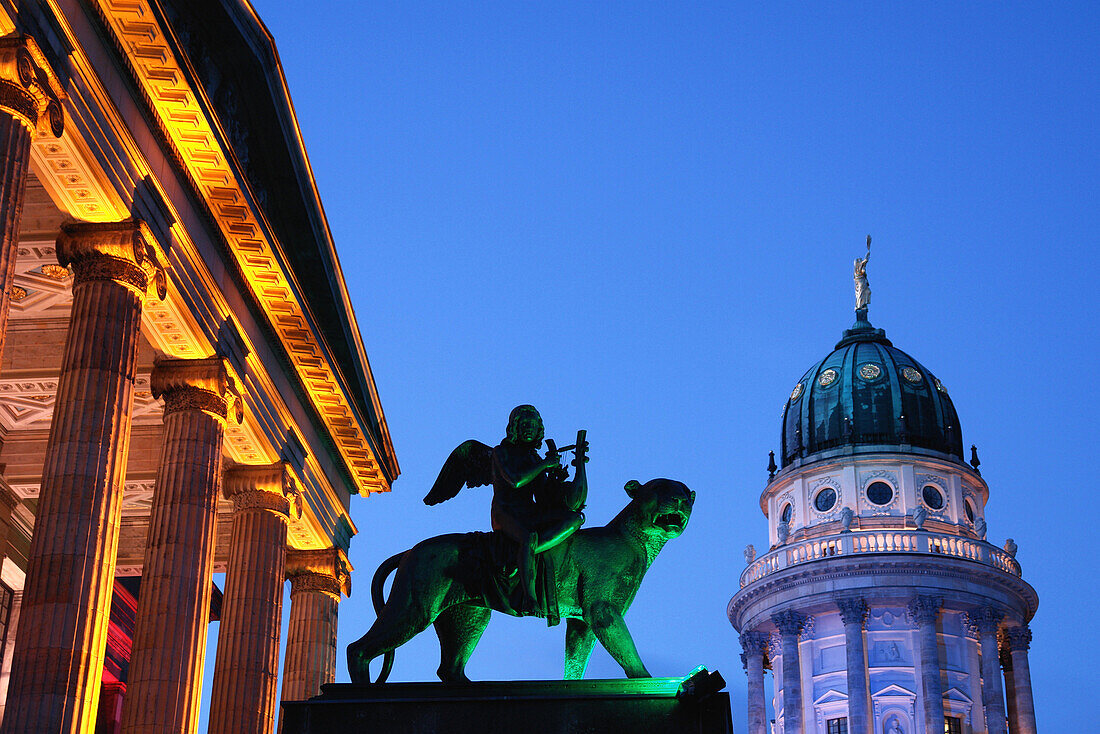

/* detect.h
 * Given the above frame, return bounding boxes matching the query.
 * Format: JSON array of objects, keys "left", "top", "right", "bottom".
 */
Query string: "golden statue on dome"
[{"left": 854, "top": 234, "right": 871, "bottom": 312}]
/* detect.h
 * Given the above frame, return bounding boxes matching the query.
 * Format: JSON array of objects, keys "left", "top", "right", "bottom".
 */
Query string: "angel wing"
[{"left": 422, "top": 439, "right": 493, "bottom": 506}]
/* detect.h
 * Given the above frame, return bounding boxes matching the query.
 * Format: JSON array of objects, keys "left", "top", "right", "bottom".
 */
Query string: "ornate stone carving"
[
  {"left": 0, "top": 35, "right": 64, "bottom": 138},
  {"left": 836, "top": 596, "right": 869, "bottom": 626},
  {"left": 772, "top": 609, "right": 807, "bottom": 636},
  {"left": 766, "top": 632, "right": 782, "bottom": 661},
  {"left": 152, "top": 357, "right": 244, "bottom": 424},
  {"left": 1003, "top": 538, "right": 1018, "bottom": 557},
  {"left": 743, "top": 544, "right": 756, "bottom": 565},
  {"left": 907, "top": 595, "right": 942, "bottom": 625},
  {"left": 967, "top": 606, "right": 1004, "bottom": 635},
  {"left": 739, "top": 630, "right": 769, "bottom": 657},
  {"left": 56, "top": 220, "right": 168, "bottom": 301},
  {"left": 912, "top": 506, "right": 927, "bottom": 530},
  {"left": 974, "top": 516, "right": 987, "bottom": 539},
  {"left": 287, "top": 547, "right": 352, "bottom": 597},
  {"left": 288, "top": 571, "right": 341, "bottom": 598},
  {"left": 839, "top": 506, "right": 854, "bottom": 532},
  {"left": 223, "top": 462, "right": 298, "bottom": 519},
  {"left": 1001, "top": 625, "right": 1031, "bottom": 652}
]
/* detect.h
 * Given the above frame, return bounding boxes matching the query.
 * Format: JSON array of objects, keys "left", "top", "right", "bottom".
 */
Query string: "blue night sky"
[{"left": 201, "top": 3, "right": 1098, "bottom": 731}]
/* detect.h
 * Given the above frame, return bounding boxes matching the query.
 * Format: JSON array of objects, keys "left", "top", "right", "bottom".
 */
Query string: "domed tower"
[{"left": 728, "top": 245, "right": 1038, "bottom": 734}]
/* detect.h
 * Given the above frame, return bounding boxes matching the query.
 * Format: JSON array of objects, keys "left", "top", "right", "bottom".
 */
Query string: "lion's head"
[{"left": 623, "top": 478, "right": 695, "bottom": 540}]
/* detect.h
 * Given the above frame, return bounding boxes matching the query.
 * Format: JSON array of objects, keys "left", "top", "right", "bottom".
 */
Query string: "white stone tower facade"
[{"left": 728, "top": 304, "right": 1038, "bottom": 734}]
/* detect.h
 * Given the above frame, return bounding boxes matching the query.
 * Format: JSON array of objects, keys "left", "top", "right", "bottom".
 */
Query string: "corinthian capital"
[
  {"left": 771, "top": 610, "right": 807, "bottom": 637},
  {"left": 56, "top": 220, "right": 169, "bottom": 301},
  {"left": 966, "top": 606, "right": 1005, "bottom": 636},
  {"left": 1001, "top": 625, "right": 1031, "bottom": 652},
  {"left": 907, "top": 595, "right": 943, "bottom": 625},
  {"left": 836, "top": 596, "right": 869, "bottom": 627},
  {"left": 739, "top": 630, "right": 769, "bottom": 657},
  {"left": 0, "top": 34, "right": 64, "bottom": 137},
  {"left": 151, "top": 356, "right": 244, "bottom": 423}
]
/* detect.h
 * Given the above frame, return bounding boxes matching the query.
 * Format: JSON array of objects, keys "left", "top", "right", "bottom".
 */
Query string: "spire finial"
[{"left": 854, "top": 235, "right": 871, "bottom": 315}]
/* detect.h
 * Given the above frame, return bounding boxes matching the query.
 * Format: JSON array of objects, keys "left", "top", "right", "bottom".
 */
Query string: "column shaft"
[
  {"left": 740, "top": 631, "right": 768, "bottom": 734},
  {"left": 280, "top": 579, "right": 338, "bottom": 701},
  {"left": 207, "top": 465, "right": 294, "bottom": 734},
  {"left": 838, "top": 598, "right": 870, "bottom": 734},
  {"left": 974, "top": 608, "right": 1008, "bottom": 734},
  {"left": 0, "top": 114, "right": 30, "bottom": 362},
  {"left": 120, "top": 359, "right": 240, "bottom": 734},
  {"left": 772, "top": 611, "right": 805, "bottom": 734},
  {"left": 910, "top": 596, "right": 945, "bottom": 734},
  {"left": 1, "top": 245, "right": 150, "bottom": 733},
  {"left": 1001, "top": 649, "right": 1018, "bottom": 734},
  {"left": 1005, "top": 627, "right": 1036, "bottom": 734}
]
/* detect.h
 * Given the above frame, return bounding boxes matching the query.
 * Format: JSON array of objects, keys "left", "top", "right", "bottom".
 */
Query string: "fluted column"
[
  {"left": 0, "top": 34, "right": 64, "bottom": 361},
  {"left": 1, "top": 220, "right": 166, "bottom": 734},
  {"left": 120, "top": 358, "right": 243, "bottom": 734},
  {"left": 207, "top": 463, "right": 298, "bottom": 734},
  {"left": 1002, "top": 626, "right": 1035, "bottom": 734},
  {"left": 837, "top": 597, "right": 871, "bottom": 734},
  {"left": 909, "top": 596, "right": 945, "bottom": 734},
  {"left": 772, "top": 610, "right": 806, "bottom": 734},
  {"left": 972, "top": 607, "right": 1008, "bottom": 734},
  {"left": 739, "top": 630, "right": 769, "bottom": 734},
  {"left": 1000, "top": 643, "right": 1018, "bottom": 733},
  {"left": 277, "top": 548, "right": 351, "bottom": 728}
]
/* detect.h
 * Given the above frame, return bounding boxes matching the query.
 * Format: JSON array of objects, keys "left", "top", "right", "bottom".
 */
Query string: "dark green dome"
[{"left": 780, "top": 314, "right": 964, "bottom": 467}]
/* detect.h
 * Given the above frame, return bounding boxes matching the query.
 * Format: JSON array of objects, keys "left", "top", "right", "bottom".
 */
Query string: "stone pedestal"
[
  {"left": 772, "top": 610, "right": 805, "bottom": 734},
  {"left": 282, "top": 676, "right": 733, "bottom": 734},
  {"left": 909, "top": 596, "right": 945, "bottom": 734},
  {"left": 207, "top": 463, "right": 297, "bottom": 734},
  {"left": 972, "top": 607, "right": 1008, "bottom": 734},
  {"left": 1002, "top": 626, "right": 1036, "bottom": 734},
  {"left": 0, "top": 34, "right": 64, "bottom": 361},
  {"left": 837, "top": 597, "right": 870, "bottom": 734},
  {"left": 0, "top": 220, "right": 165, "bottom": 734},
  {"left": 119, "top": 358, "right": 242, "bottom": 734},
  {"left": 279, "top": 548, "right": 350, "bottom": 722},
  {"left": 739, "top": 631, "right": 768, "bottom": 734}
]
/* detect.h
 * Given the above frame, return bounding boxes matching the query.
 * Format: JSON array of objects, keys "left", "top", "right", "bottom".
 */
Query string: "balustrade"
[{"left": 740, "top": 529, "right": 1021, "bottom": 587}]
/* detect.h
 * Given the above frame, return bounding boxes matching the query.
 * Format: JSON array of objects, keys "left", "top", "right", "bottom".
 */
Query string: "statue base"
[{"left": 281, "top": 670, "right": 732, "bottom": 734}]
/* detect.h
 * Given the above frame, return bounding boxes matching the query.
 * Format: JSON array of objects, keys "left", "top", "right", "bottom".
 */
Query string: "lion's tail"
[{"left": 367, "top": 551, "right": 405, "bottom": 684}]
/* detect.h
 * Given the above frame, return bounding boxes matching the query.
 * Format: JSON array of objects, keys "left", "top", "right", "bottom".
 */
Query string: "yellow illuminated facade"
[{"left": 0, "top": 0, "right": 397, "bottom": 732}]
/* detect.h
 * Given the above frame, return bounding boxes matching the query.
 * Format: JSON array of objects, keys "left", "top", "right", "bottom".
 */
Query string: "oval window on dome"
[
  {"left": 817, "top": 368, "right": 838, "bottom": 387},
  {"left": 964, "top": 499, "right": 975, "bottom": 523},
  {"left": 814, "top": 487, "right": 837, "bottom": 512},
  {"left": 902, "top": 367, "right": 923, "bottom": 384},
  {"left": 866, "top": 481, "right": 894, "bottom": 505},
  {"left": 858, "top": 363, "right": 882, "bottom": 381},
  {"left": 922, "top": 484, "right": 945, "bottom": 510},
  {"left": 789, "top": 382, "right": 804, "bottom": 401},
  {"left": 780, "top": 503, "right": 793, "bottom": 524}
]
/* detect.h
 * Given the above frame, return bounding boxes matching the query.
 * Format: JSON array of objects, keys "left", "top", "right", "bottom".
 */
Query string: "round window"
[
  {"left": 814, "top": 487, "right": 837, "bottom": 512},
  {"left": 780, "top": 503, "right": 793, "bottom": 523},
  {"left": 922, "top": 484, "right": 945, "bottom": 510},
  {"left": 964, "top": 499, "right": 975, "bottom": 522},
  {"left": 866, "top": 481, "right": 894, "bottom": 506}
]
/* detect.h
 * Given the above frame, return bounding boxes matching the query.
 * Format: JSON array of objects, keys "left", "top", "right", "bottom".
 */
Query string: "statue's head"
[
  {"left": 623, "top": 478, "right": 695, "bottom": 540},
  {"left": 505, "top": 404, "right": 544, "bottom": 448}
]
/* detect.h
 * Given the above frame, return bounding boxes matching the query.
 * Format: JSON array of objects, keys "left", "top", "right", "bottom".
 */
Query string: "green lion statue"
[{"left": 347, "top": 476, "right": 694, "bottom": 683}]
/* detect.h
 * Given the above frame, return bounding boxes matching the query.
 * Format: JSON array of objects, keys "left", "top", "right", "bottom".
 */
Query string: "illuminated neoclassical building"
[
  {"left": 728, "top": 293, "right": 1038, "bottom": 734},
  {"left": 0, "top": 1, "right": 397, "bottom": 733}
]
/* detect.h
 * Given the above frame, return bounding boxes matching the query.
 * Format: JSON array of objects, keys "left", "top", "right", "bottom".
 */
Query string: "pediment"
[
  {"left": 943, "top": 687, "right": 973, "bottom": 704},
  {"left": 872, "top": 683, "right": 916, "bottom": 698},
  {"left": 814, "top": 689, "right": 848, "bottom": 705}
]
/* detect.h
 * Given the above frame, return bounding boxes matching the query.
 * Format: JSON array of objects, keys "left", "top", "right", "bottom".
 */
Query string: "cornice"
[{"left": 89, "top": 0, "right": 391, "bottom": 495}]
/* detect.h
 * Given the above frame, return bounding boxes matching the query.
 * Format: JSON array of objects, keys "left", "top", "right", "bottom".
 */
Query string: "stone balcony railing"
[{"left": 740, "top": 530, "right": 1021, "bottom": 588}]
